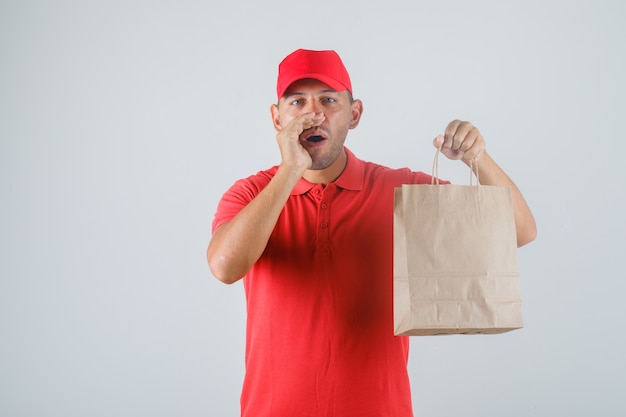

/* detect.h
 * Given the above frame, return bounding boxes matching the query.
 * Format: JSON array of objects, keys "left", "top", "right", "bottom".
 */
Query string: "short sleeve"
[{"left": 211, "top": 171, "right": 273, "bottom": 233}]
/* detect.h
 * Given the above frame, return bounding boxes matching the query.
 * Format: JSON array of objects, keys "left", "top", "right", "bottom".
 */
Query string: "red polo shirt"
[{"left": 213, "top": 148, "right": 440, "bottom": 417}]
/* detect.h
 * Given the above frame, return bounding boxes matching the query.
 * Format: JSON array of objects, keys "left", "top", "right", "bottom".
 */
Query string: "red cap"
[{"left": 276, "top": 49, "right": 352, "bottom": 99}]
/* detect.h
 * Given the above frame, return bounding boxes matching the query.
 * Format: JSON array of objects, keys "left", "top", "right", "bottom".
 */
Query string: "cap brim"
[{"left": 278, "top": 73, "right": 349, "bottom": 99}]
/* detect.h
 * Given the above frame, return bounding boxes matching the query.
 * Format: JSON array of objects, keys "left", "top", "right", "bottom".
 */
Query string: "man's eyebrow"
[{"left": 284, "top": 89, "right": 340, "bottom": 97}]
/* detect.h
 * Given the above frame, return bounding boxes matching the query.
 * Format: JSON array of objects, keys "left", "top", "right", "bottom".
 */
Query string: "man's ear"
[
  {"left": 270, "top": 104, "right": 281, "bottom": 131},
  {"left": 349, "top": 99, "right": 363, "bottom": 129}
]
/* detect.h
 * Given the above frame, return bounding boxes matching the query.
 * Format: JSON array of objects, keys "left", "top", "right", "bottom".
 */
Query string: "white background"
[{"left": 2, "top": 1, "right": 625, "bottom": 416}]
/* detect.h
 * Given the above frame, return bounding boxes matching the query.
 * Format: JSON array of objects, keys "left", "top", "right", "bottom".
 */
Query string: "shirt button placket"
[{"left": 317, "top": 196, "right": 331, "bottom": 253}]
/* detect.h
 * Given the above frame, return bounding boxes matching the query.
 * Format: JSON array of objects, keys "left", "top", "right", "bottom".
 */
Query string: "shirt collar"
[{"left": 290, "top": 147, "right": 364, "bottom": 195}]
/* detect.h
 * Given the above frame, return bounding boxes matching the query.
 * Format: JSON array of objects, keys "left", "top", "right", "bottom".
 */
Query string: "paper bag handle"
[{"left": 431, "top": 147, "right": 480, "bottom": 186}]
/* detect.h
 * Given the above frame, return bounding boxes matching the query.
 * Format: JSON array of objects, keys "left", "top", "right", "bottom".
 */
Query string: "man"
[{"left": 207, "top": 49, "right": 536, "bottom": 416}]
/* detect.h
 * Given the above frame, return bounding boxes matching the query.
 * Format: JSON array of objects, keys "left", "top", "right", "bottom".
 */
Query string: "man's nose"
[{"left": 304, "top": 100, "right": 322, "bottom": 114}]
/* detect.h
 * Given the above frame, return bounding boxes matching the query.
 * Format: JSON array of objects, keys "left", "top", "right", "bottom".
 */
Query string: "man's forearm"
[
  {"left": 207, "top": 165, "right": 303, "bottom": 284},
  {"left": 474, "top": 152, "right": 537, "bottom": 247}
]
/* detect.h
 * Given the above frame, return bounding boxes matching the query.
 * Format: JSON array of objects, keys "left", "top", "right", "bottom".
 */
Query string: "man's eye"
[
  {"left": 323, "top": 97, "right": 336, "bottom": 103},
  {"left": 290, "top": 99, "right": 303, "bottom": 105}
]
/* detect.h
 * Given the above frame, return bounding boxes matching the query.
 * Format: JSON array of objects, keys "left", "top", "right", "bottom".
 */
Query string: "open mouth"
[{"left": 306, "top": 135, "right": 325, "bottom": 143}]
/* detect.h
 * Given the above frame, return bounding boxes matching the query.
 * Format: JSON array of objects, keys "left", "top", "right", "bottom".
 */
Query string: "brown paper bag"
[{"left": 393, "top": 150, "right": 523, "bottom": 336}]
